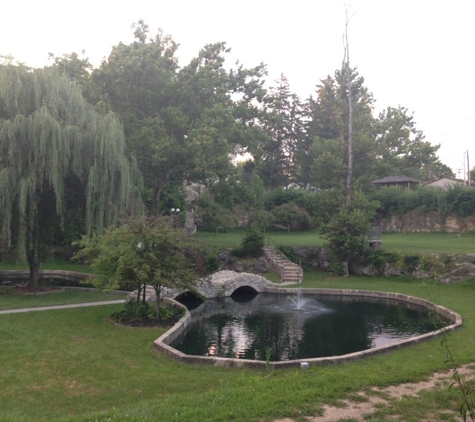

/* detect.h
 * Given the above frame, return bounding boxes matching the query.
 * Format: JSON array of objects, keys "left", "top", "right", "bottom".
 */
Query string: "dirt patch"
[{"left": 274, "top": 365, "right": 475, "bottom": 422}]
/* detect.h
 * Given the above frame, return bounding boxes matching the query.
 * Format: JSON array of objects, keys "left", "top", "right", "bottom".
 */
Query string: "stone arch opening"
[
  {"left": 174, "top": 291, "right": 203, "bottom": 310},
  {"left": 231, "top": 286, "right": 259, "bottom": 302}
]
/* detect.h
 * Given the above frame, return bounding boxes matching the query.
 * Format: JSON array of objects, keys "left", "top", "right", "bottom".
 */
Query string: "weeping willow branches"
[{"left": 0, "top": 64, "right": 143, "bottom": 274}]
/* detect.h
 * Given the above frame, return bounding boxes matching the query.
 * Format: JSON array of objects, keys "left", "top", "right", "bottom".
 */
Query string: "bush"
[
  {"left": 360, "top": 249, "right": 400, "bottom": 273},
  {"left": 112, "top": 299, "right": 185, "bottom": 323},
  {"left": 232, "top": 230, "right": 264, "bottom": 258},
  {"left": 446, "top": 185, "right": 475, "bottom": 216},
  {"left": 277, "top": 245, "right": 298, "bottom": 263},
  {"left": 403, "top": 254, "right": 421, "bottom": 272}
]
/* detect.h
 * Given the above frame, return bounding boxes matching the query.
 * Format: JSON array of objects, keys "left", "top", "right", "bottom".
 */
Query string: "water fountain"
[
  {"left": 155, "top": 288, "right": 461, "bottom": 369},
  {"left": 291, "top": 287, "right": 308, "bottom": 310}
]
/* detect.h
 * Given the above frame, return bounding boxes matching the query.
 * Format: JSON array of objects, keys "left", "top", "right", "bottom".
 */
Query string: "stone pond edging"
[{"left": 154, "top": 288, "right": 462, "bottom": 370}]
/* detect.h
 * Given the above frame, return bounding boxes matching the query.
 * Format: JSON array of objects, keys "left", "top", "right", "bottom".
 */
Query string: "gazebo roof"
[{"left": 371, "top": 175, "right": 421, "bottom": 184}]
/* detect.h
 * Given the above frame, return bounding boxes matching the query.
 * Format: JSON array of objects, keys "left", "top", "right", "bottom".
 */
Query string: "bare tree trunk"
[
  {"left": 29, "top": 262, "right": 40, "bottom": 287},
  {"left": 153, "top": 285, "right": 162, "bottom": 320},
  {"left": 27, "top": 217, "right": 41, "bottom": 288}
]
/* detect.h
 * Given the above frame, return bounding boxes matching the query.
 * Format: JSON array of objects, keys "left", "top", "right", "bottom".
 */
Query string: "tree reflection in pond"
[{"left": 173, "top": 292, "right": 445, "bottom": 361}]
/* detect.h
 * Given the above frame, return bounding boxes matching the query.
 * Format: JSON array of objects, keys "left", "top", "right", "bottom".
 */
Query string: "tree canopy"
[
  {"left": 0, "top": 64, "right": 142, "bottom": 285},
  {"left": 76, "top": 217, "right": 207, "bottom": 319}
]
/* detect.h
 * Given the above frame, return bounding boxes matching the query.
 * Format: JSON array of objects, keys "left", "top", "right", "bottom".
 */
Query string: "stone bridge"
[{"left": 164, "top": 270, "right": 272, "bottom": 300}]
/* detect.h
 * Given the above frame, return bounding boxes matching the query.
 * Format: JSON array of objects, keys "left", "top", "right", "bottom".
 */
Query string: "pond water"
[{"left": 173, "top": 291, "right": 446, "bottom": 361}]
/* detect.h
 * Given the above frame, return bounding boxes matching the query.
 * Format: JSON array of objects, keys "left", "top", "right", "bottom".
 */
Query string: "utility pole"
[
  {"left": 463, "top": 152, "right": 466, "bottom": 183},
  {"left": 468, "top": 150, "right": 471, "bottom": 187}
]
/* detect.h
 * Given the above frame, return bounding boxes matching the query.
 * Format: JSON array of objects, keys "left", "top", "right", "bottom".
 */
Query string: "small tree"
[
  {"left": 320, "top": 208, "right": 370, "bottom": 276},
  {"left": 271, "top": 203, "right": 312, "bottom": 233},
  {"left": 239, "top": 230, "right": 265, "bottom": 258},
  {"left": 248, "top": 209, "right": 275, "bottom": 234},
  {"left": 76, "top": 217, "right": 206, "bottom": 320},
  {"left": 198, "top": 199, "right": 237, "bottom": 235}
]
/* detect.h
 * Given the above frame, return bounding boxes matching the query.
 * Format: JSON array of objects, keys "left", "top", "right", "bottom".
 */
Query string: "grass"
[
  {"left": 1, "top": 273, "right": 475, "bottom": 421},
  {"left": 381, "top": 231, "right": 475, "bottom": 254},
  {"left": 192, "top": 228, "right": 324, "bottom": 248},
  {"left": 0, "top": 229, "right": 474, "bottom": 420},
  {"left": 192, "top": 228, "right": 475, "bottom": 255}
]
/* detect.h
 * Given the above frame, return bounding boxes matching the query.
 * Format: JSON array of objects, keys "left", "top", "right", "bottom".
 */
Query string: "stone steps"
[{"left": 263, "top": 246, "right": 303, "bottom": 284}]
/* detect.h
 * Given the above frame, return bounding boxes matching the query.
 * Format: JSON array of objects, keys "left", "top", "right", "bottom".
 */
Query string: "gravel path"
[{"left": 0, "top": 299, "right": 125, "bottom": 315}]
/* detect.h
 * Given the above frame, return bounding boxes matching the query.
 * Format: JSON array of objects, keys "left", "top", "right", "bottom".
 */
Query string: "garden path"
[{"left": 0, "top": 299, "right": 125, "bottom": 315}]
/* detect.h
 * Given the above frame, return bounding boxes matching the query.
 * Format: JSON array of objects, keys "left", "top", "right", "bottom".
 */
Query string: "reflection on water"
[{"left": 172, "top": 292, "right": 446, "bottom": 361}]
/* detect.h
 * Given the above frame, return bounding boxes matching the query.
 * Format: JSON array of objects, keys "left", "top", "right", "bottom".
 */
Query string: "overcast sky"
[{"left": 2, "top": 0, "right": 474, "bottom": 177}]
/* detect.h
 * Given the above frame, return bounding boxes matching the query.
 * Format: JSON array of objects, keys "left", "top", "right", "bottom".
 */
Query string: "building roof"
[
  {"left": 371, "top": 175, "right": 421, "bottom": 184},
  {"left": 423, "top": 177, "right": 463, "bottom": 185}
]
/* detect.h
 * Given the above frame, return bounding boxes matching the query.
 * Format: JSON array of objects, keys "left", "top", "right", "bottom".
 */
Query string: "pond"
[{"left": 172, "top": 291, "right": 446, "bottom": 362}]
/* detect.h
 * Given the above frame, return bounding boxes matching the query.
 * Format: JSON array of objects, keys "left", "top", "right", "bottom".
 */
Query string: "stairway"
[{"left": 263, "top": 246, "right": 303, "bottom": 284}]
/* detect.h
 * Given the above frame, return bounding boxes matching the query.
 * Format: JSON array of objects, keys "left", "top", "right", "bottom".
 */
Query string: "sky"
[{"left": 2, "top": 0, "right": 474, "bottom": 177}]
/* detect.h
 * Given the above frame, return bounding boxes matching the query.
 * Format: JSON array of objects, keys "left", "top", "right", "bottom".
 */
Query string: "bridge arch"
[{"left": 164, "top": 272, "right": 272, "bottom": 300}]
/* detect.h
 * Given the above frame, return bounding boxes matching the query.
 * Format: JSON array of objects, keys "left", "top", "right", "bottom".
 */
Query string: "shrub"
[
  {"left": 277, "top": 244, "right": 298, "bottom": 263},
  {"left": 232, "top": 230, "right": 264, "bottom": 258},
  {"left": 446, "top": 185, "right": 475, "bottom": 217},
  {"left": 403, "top": 254, "right": 421, "bottom": 272}
]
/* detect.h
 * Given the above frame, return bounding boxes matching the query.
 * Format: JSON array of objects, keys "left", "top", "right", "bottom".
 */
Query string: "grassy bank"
[{"left": 1, "top": 275, "right": 474, "bottom": 421}]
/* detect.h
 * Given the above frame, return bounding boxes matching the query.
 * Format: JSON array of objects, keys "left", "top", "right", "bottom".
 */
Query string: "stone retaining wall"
[{"left": 153, "top": 288, "right": 462, "bottom": 370}]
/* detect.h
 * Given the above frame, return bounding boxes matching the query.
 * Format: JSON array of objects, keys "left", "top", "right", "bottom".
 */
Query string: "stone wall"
[
  {"left": 153, "top": 288, "right": 462, "bottom": 370},
  {"left": 292, "top": 246, "right": 475, "bottom": 283},
  {"left": 378, "top": 211, "right": 475, "bottom": 233}
]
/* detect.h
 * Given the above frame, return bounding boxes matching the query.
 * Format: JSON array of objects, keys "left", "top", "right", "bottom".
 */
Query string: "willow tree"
[{"left": 0, "top": 64, "right": 143, "bottom": 286}]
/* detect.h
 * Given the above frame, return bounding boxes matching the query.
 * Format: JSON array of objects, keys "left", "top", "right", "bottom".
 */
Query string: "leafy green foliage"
[
  {"left": 446, "top": 184, "right": 475, "bottom": 217},
  {"left": 233, "top": 230, "right": 264, "bottom": 258},
  {"left": 92, "top": 23, "right": 268, "bottom": 213},
  {"left": 320, "top": 207, "right": 371, "bottom": 275},
  {"left": 248, "top": 209, "right": 275, "bottom": 233},
  {"left": 277, "top": 244, "right": 299, "bottom": 263},
  {"left": 197, "top": 196, "right": 237, "bottom": 234},
  {"left": 75, "top": 217, "right": 206, "bottom": 319},
  {"left": 373, "top": 186, "right": 440, "bottom": 216},
  {"left": 111, "top": 299, "right": 185, "bottom": 324},
  {"left": 0, "top": 64, "right": 142, "bottom": 286},
  {"left": 373, "top": 184, "right": 475, "bottom": 218},
  {"left": 271, "top": 203, "right": 312, "bottom": 233}
]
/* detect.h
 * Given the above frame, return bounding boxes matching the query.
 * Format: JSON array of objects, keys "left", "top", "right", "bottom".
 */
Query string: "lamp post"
[{"left": 171, "top": 208, "right": 180, "bottom": 228}]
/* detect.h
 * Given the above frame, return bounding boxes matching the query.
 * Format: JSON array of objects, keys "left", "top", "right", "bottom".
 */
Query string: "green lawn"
[
  {"left": 192, "top": 228, "right": 324, "bottom": 248},
  {"left": 1, "top": 274, "right": 474, "bottom": 421},
  {"left": 192, "top": 228, "right": 475, "bottom": 255},
  {"left": 1, "top": 229, "right": 474, "bottom": 420},
  {"left": 381, "top": 231, "right": 475, "bottom": 254},
  {"left": 1, "top": 230, "right": 473, "bottom": 275}
]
